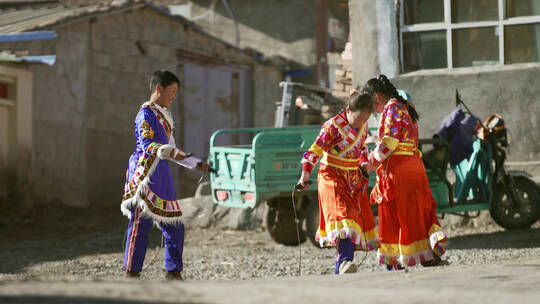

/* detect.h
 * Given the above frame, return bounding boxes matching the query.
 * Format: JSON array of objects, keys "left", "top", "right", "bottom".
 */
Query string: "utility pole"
[{"left": 316, "top": 0, "right": 329, "bottom": 87}]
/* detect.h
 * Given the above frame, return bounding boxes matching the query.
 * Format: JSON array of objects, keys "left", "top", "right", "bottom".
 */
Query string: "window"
[
  {"left": 451, "top": 0, "right": 498, "bottom": 23},
  {"left": 403, "top": 30, "right": 447, "bottom": 71},
  {"left": 505, "top": 23, "right": 540, "bottom": 63},
  {"left": 400, "top": 0, "right": 540, "bottom": 72},
  {"left": 453, "top": 27, "right": 499, "bottom": 67},
  {"left": 404, "top": 0, "right": 444, "bottom": 25}
]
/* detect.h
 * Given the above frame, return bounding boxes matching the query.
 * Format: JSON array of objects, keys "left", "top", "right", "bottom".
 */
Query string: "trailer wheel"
[
  {"left": 303, "top": 196, "right": 320, "bottom": 247},
  {"left": 490, "top": 177, "right": 540, "bottom": 229},
  {"left": 263, "top": 197, "right": 306, "bottom": 246},
  {"left": 367, "top": 186, "right": 377, "bottom": 217}
]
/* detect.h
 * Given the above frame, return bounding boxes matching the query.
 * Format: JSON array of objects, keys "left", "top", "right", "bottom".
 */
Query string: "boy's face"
[{"left": 157, "top": 83, "right": 179, "bottom": 108}]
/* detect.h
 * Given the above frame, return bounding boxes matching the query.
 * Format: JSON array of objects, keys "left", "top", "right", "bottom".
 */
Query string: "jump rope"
[
  {"left": 123, "top": 157, "right": 370, "bottom": 275},
  {"left": 292, "top": 165, "right": 370, "bottom": 276}
]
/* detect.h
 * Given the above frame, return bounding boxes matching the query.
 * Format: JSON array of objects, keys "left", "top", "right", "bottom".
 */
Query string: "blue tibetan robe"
[{"left": 121, "top": 102, "right": 182, "bottom": 223}]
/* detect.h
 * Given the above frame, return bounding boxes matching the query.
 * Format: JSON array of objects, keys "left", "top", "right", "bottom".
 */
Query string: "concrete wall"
[
  {"left": 183, "top": 0, "right": 351, "bottom": 85},
  {"left": 349, "top": 0, "right": 399, "bottom": 85},
  {"left": 349, "top": 0, "right": 379, "bottom": 86},
  {"left": 190, "top": 0, "right": 317, "bottom": 67},
  {"left": 392, "top": 63, "right": 540, "bottom": 170},
  {"left": 0, "top": 64, "right": 32, "bottom": 205},
  {"left": 85, "top": 8, "right": 281, "bottom": 205},
  {"left": 187, "top": 0, "right": 318, "bottom": 83},
  {"left": 0, "top": 23, "right": 90, "bottom": 207},
  {"left": 252, "top": 64, "right": 282, "bottom": 127},
  {"left": 375, "top": 0, "right": 398, "bottom": 78}
]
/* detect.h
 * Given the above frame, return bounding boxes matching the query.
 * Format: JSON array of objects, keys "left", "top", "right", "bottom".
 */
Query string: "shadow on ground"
[
  {"left": 0, "top": 296, "right": 196, "bottom": 304},
  {"left": 449, "top": 227, "right": 540, "bottom": 250},
  {"left": 0, "top": 201, "right": 165, "bottom": 275}
]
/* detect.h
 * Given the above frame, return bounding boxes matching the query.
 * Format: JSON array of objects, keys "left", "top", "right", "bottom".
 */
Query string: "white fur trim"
[
  {"left": 157, "top": 144, "right": 174, "bottom": 160},
  {"left": 373, "top": 142, "right": 393, "bottom": 162},
  {"left": 429, "top": 230, "right": 447, "bottom": 249},
  {"left": 316, "top": 227, "right": 379, "bottom": 251},
  {"left": 300, "top": 158, "right": 316, "bottom": 166},
  {"left": 121, "top": 147, "right": 183, "bottom": 225},
  {"left": 120, "top": 152, "right": 160, "bottom": 219}
]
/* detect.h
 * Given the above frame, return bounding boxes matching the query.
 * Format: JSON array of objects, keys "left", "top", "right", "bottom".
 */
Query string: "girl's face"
[
  {"left": 346, "top": 107, "right": 372, "bottom": 128},
  {"left": 373, "top": 92, "right": 387, "bottom": 114}
]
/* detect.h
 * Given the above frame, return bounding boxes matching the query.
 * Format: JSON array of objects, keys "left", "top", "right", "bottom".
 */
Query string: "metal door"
[{"left": 176, "top": 60, "right": 251, "bottom": 197}]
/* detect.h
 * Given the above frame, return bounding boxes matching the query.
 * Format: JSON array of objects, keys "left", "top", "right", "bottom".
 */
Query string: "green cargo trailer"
[{"left": 209, "top": 125, "right": 380, "bottom": 245}]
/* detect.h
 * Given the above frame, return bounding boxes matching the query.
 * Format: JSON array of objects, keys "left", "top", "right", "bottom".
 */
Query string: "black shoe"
[
  {"left": 421, "top": 255, "right": 442, "bottom": 267},
  {"left": 386, "top": 264, "right": 405, "bottom": 271},
  {"left": 125, "top": 271, "right": 140, "bottom": 279},
  {"left": 165, "top": 270, "right": 184, "bottom": 281}
]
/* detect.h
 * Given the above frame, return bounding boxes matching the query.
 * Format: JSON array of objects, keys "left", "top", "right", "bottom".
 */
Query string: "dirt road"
[
  {"left": 1, "top": 203, "right": 539, "bottom": 303},
  {"left": 1, "top": 256, "right": 539, "bottom": 304}
]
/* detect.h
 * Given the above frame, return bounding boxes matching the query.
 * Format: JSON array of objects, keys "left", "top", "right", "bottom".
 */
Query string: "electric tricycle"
[{"left": 419, "top": 90, "right": 539, "bottom": 230}]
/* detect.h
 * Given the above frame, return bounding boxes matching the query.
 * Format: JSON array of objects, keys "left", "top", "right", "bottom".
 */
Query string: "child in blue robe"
[{"left": 121, "top": 70, "right": 208, "bottom": 280}]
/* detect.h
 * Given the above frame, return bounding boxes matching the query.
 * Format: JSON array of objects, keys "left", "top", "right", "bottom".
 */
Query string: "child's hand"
[
  {"left": 170, "top": 149, "right": 188, "bottom": 161},
  {"left": 296, "top": 171, "right": 311, "bottom": 191},
  {"left": 197, "top": 162, "right": 210, "bottom": 173},
  {"left": 359, "top": 163, "right": 369, "bottom": 179},
  {"left": 360, "top": 162, "right": 369, "bottom": 172}
]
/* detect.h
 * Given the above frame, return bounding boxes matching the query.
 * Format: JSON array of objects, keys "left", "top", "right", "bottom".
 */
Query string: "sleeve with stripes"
[
  {"left": 301, "top": 121, "right": 339, "bottom": 174},
  {"left": 371, "top": 103, "right": 402, "bottom": 163}
]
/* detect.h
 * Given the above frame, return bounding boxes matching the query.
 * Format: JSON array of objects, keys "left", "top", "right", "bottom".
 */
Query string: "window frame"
[{"left": 399, "top": 0, "right": 540, "bottom": 72}]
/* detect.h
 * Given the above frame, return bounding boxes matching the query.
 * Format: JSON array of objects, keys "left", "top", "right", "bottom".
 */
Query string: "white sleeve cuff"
[
  {"left": 157, "top": 144, "right": 174, "bottom": 160},
  {"left": 373, "top": 149, "right": 386, "bottom": 162},
  {"left": 373, "top": 142, "right": 394, "bottom": 162}
]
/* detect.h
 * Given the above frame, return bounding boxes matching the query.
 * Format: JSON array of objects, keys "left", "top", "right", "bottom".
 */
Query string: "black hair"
[
  {"left": 364, "top": 75, "right": 419, "bottom": 121},
  {"left": 347, "top": 90, "right": 373, "bottom": 113},
  {"left": 149, "top": 70, "right": 180, "bottom": 93}
]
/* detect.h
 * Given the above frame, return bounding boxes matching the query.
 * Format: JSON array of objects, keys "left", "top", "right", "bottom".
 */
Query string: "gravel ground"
[{"left": 1, "top": 203, "right": 539, "bottom": 282}]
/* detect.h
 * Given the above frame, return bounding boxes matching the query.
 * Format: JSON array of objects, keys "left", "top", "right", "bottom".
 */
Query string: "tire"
[
  {"left": 367, "top": 186, "right": 378, "bottom": 217},
  {"left": 303, "top": 196, "right": 320, "bottom": 247},
  {"left": 263, "top": 197, "right": 306, "bottom": 246},
  {"left": 489, "top": 176, "right": 540, "bottom": 230}
]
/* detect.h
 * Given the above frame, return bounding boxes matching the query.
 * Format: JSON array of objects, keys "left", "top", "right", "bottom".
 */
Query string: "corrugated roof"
[
  {"left": 0, "top": 0, "right": 189, "bottom": 10},
  {"left": 0, "top": 1, "right": 276, "bottom": 65},
  {"left": 0, "top": 52, "right": 56, "bottom": 65},
  {"left": 0, "top": 30, "right": 56, "bottom": 41},
  {"left": 0, "top": 5, "right": 99, "bottom": 33}
]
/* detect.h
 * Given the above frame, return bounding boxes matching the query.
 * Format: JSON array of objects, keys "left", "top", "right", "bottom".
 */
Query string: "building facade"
[
  {"left": 0, "top": 2, "right": 283, "bottom": 208},
  {"left": 349, "top": 0, "right": 540, "bottom": 173}
]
